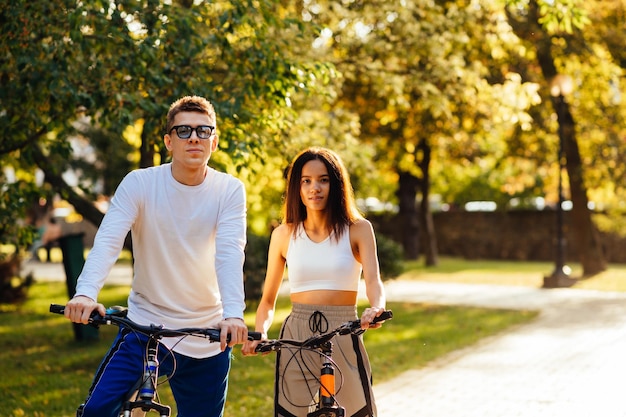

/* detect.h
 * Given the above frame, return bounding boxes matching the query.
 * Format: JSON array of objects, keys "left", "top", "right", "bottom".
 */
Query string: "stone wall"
[{"left": 370, "top": 210, "right": 626, "bottom": 263}]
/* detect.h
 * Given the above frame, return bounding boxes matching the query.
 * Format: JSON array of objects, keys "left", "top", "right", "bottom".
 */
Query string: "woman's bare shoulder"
[
  {"left": 272, "top": 223, "right": 294, "bottom": 240},
  {"left": 350, "top": 218, "right": 374, "bottom": 234}
]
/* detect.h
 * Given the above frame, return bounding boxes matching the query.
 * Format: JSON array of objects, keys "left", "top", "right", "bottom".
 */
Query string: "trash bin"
[{"left": 58, "top": 233, "right": 99, "bottom": 341}]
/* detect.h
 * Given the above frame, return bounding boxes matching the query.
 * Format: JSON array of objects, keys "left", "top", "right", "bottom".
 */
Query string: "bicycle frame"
[{"left": 50, "top": 304, "right": 261, "bottom": 417}]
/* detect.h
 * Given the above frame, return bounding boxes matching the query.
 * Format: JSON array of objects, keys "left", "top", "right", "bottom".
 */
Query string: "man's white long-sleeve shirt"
[{"left": 75, "top": 163, "right": 247, "bottom": 358}]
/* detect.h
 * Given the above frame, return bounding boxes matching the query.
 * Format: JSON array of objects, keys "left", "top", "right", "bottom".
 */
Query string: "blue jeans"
[{"left": 78, "top": 328, "right": 232, "bottom": 417}]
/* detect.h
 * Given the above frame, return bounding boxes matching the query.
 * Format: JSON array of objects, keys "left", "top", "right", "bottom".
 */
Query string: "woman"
[{"left": 242, "top": 147, "right": 386, "bottom": 417}]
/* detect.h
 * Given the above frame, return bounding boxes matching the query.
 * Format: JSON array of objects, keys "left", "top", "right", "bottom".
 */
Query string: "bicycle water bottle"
[
  {"left": 139, "top": 345, "right": 159, "bottom": 400},
  {"left": 319, "top": 362, "right": 335, "bottom": 408}
]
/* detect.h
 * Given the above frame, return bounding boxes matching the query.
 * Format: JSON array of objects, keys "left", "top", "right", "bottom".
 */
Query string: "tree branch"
[
  {"left": 0, "top": 126, "right": 48, "bottom": 155},
  {"left": 30, "top": 144, "right": 104, "bottom": 228}
]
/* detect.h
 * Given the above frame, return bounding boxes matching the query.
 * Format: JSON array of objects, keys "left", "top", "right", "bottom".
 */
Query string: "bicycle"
[
  {"left": 254, "top": 309, "right": 393, "bottom": 417},
  {"left": 50, "top": 303, "right": 262, "bottom": 417}
]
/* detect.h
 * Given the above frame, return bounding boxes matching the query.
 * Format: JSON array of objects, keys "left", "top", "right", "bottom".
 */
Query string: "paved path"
[
  {"left": 23, "top": 260, "right": 134, "bottom": 285},
  {"left": 375, "top": 281, "right": 626, "bottom": 417},
  {"left": 26, "top": 262, "right": 626, "bottom": 416}
]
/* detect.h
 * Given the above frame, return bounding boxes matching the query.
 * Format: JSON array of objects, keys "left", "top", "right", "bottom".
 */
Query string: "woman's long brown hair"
[{"left": 283, "top": 147, "right": 362, "bottom": 240}]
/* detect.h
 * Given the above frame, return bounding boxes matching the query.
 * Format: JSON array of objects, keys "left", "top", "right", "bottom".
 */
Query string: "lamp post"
[{"left": 543, "top": 74, "right": 576, "bottom": 288}]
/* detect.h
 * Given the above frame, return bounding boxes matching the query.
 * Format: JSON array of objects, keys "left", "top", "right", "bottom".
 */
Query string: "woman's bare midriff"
[{"left": 290, "top": 290, "right": 358, "bottom": 306}]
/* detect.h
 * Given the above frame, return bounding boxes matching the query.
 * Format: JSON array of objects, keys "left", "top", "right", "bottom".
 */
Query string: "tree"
[
  {"left": 295, "top": 0, "right": 540, "bottom": 263},
  {"left": 504, "top": 0, "right": 625, "bottom": 275},
  {"left": 0, "top": 0, "right": 332, "bottom": 250},
  {"left": 286, "top": 0, "right": 624, "bottom": 276}
]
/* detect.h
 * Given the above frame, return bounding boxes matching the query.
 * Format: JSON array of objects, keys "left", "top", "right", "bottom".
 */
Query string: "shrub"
[
  {"left": 376, "top": 233, "right": 404, "bottom": 280},
  {"left": 0, "top": 253, "right": 33, "bottom": 304},
  {"left": 243, "top": 232, "right": 270, "bottom": 307}
]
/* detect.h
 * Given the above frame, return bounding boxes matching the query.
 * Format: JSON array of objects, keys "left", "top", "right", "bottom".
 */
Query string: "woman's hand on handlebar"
[
  {"left": 360, "top": 306, "right": 387, "bottom": 330},
  {"left": 65, "top": 295, "right": 105, "bottom": 324},
  {"left": 242, "top": 334, "right": 266, "bottom": 356}
]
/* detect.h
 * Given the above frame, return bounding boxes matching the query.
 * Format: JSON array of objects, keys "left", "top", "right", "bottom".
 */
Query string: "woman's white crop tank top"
[{"left": 286, "top": 226, "right": 362, "bottom": 293}]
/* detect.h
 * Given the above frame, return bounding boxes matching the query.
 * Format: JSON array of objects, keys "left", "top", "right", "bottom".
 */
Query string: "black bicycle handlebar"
[
  {"left": 50, "top": 303, "right": 262, "bottom": 342},
  {"left": 255, "top": 309, "right": 393, "bottom": 353}
]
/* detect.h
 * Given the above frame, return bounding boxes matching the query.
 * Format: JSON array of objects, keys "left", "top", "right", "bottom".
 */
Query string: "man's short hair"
[{"left": 166, "top": 96, "right": 216, "bottom": 133}]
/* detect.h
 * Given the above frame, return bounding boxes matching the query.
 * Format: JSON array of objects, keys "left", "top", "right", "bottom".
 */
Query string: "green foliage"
[
  {"left": 505, "top": 0, "right": 626, "bottom": 209},
  {"left": 2, "top": 0, "right": 625, "bottom": 270},
  {"left": 0, "top": 0, "right": 333, "bottom": 250},
  {"left": 594, "top": 211, "right": 626, "bottom": 238},
  {"left": 0, "top": 180, "right": 46, "bottom": 249},
  {"left": 296, "top": 0, "right": 546, "bottom": 210},
  {"left": 537, "top": 0, "right": 591, "bottom": 33}
]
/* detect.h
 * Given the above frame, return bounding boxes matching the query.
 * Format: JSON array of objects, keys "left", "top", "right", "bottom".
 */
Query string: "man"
[{"left": 64, "top": 95, "right": 249, "bottom": 417}]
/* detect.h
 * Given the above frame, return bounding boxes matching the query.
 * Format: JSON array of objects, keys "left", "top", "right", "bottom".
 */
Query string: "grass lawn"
[
  {"left": 400, "top": 257, "right": 626, "bottom": 292},
  {"left": 1, "top": 276, "right": 537, "bottom": 417}
]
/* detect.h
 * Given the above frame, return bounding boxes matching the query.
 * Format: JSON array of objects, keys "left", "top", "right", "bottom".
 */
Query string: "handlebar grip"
[
  {"left": 372, "top": 310, "right": 393, "bottom": 324},
  {"left": 49, "top": 303, "right": 114, "bottom": 326},
  {"left": 50, "top": 304, "right": 65, "bottom": 315},
  {"left": 248, "top": 331, "right": 263, "bottom": 341},
  {"left": 205, "top": 330, "right": 263, "bottom": 342}
]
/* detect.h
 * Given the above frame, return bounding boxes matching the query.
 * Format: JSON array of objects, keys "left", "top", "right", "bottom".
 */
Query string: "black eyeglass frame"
[{"left": 169, "top": 125, "right": 215, "bottom": 139}]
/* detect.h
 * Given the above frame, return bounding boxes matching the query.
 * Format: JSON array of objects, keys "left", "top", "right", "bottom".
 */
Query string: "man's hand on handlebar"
[
  {"left": 217, "top": 317, "right": 249, "bottom": 351},
  {"left": 65, "top": 295, "right": 105, "bottom": 324}
]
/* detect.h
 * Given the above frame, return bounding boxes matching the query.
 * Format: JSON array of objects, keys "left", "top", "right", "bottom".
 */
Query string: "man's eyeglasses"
[{"left": 169, "top": 125, "right": 215, "bottom": 139}]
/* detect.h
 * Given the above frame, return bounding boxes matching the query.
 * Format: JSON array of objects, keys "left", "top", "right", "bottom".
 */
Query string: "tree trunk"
[
  {"left": 140, "top": 120, "right": 157, "bottom": 169},
  {"left": 561, "top": 111, "right": 607, "bottom": 275},
  {"left": 396, "top": 171, "right": 420, "bottom": 260},
  {"left": 417, "top": 139, "right": 438, "bottom": 266},
  {"left": 510, "top": 0, "right": 606, "bottom": 276}
]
